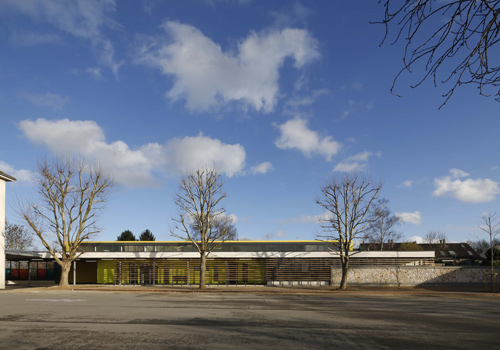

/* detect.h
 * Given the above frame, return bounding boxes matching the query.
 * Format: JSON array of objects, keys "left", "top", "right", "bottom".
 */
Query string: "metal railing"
[{"left": 486, "top": 273, "right": 499, "bottom": 292}]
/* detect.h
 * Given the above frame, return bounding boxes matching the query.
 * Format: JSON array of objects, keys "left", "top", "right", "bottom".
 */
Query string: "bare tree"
[
  {"left": 365, "top": 198, "right": 402, "bottom": 250},
  {"left": 478, "top": 212, "right": 500, "bottom": 287},
  {"left": 215, "top": 216, "right": 238, "bottom": 240},
  {"left": 190, "top": 215, "right": 238, "bottom": 241},
  {"left": 467, "top": 238, "right": 500, "bottom": 254},
  {"left": 316, "top": 174, "right": 382, "bottom": 290},
  {"left": 171, "top": 169, "right": 234, "bottom": 289},
  {"left": 18, "top": 157, "right": 113, "bottom": 288},
  {"left": 377, "top": 0, "right": 500, "bottom": 107},
  {"left": 4, "top": 221, "right": 34, "bottom": 251},
  {"left": 424, "top": 230, "right": 447, "bottom": 244}
]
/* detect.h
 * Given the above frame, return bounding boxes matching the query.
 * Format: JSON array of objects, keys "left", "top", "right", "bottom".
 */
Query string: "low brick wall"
[{"left": 331, "top": 266, "right": 500, "bottom": 286}]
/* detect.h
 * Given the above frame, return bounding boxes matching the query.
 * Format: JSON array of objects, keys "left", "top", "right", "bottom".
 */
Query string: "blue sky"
[{"left": 1, "top": 0, "right": 499, "bottom": 244}]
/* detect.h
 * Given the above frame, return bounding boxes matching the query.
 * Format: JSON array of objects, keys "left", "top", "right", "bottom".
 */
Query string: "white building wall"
[{"left": 0, "top": 180, "right": 6, "bottom": 289}]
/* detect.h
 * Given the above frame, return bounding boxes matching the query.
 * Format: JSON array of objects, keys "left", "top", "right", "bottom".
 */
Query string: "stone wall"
[{"left": 331, "top": 266, "right": 500, "bottom": 285}]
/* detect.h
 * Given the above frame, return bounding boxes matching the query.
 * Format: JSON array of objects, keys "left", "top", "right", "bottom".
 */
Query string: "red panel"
[
  {"left": 19, "top": 269, "right": 29, "bottom": 280},
  {"left": 38, "top": 270, "right": 47, "bottom": 280}
]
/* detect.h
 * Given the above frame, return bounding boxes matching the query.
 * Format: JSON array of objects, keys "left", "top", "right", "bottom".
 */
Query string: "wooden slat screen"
[{"left": 113, "top": 257, "right": 434, "bottom": 285}]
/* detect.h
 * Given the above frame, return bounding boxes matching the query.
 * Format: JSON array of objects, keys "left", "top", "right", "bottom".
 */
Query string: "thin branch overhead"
[{"left": 376, "top": 0, "right": 500, "bottom": 108}]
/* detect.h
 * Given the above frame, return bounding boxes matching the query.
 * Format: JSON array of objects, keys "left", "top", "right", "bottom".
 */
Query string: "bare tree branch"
[
  {"left": 17, "top": 157, "right": 113, "bottom": 288},
  {"left": 478, "top": 212, "right": 500, "bottom": 288},
  {"left": 316, "top": 173, "right": 382, "bottom": 290},
  {"left": 424, "top": 230, "right": 447, "bottom": 244},
  {"left": 376, "top": 0, "right": 500, "bottom": 108},
  {"left": 171, "top": 169, "right": 235, "bottom": 289},
  {"left": 364, "top": 198, "right": 403, "bottom": 250},
  {"left": 4, "top": 221, "right": 34, "bottom": 251}
]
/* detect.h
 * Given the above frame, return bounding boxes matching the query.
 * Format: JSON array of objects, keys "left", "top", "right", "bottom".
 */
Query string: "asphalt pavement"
[{"left": 0, "top": 289, "right": 498, "bottom": 349}]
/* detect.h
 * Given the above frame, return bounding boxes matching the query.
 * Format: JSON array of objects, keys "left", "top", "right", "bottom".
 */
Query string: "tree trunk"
[
  {"left": 199, "top": 252, "right": 206, "bottom": 289},
  {"left": 339, "top": 259, "right": 349, "bottom": 290},
  {"left": 59, "top": 260, "right": 71, "bottom": 289}
]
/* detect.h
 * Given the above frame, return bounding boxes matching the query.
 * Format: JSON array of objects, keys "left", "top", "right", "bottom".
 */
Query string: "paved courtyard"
[{"left": 0, "top": 289, "right": 498, "bottom": 349}]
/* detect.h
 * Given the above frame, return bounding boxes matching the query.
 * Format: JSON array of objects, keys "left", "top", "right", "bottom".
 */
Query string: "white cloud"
[
  {"left": 22, "top": 92, "right": 68, "bottom": 111},
  {"left": 351, "top": 82, "right": 363, "bottom": 90},
  {"left": 136, "top": 21, "right": 319, "bottom": 112},
  {"left": 162, "top": 135, "right": 246, "bottom": 177},
  {"left": 92, "top": 36, "right": 123, "bottom": 75},
  {"left": 402, "top": 180, "right": 413, "bottom": 188},
  {"left": 333, "top": 162, "right": 365, "bottom": 172},
  {"left": 284, "top": 89, "right": 329, "bottom": 116},
  {"left": 0, "top": 0, "right": 122, "bottom": 74},
  {"left": 86, "top": 67, "right": 102, "bottom": 79},
  {"left": 19, "top": 118, "right": 157, "bottom": 186},
  {"left": 287, "top": 89, "right": 329, "bottom": 107},
  {"left": 217, "top": 213, "right": 238, "bottom": 225},
  {"left": 406, "top": 236, "right": 425, "bottom": 243},
  {"left": 277, "top": 212, "right": 332, "bottom": 224},
  {"left": 20, "top": 118, "right": 104, "bottom": 152},
  {"left": 270, "top": 2, "right": 313, "bottom": 27},
  {"left": 275, "top": 118, "right": 340, "bottom": 161},
  {"left": 433, "top": 169, "right": 500, "bottom": 203},
  {"left": 347, "top": 151, "right": 379, "bottom": 162},
  {"left": 250, "top": 162, "right": 273, "bottom": 175},
  {"left": 209, "top": 212, "right": 238, "bottom": 226},
  {"left": 340, "top": 99, "right": 356, "bottom": 120},
  {"left": 395, "top": 211, "right": 422, "bottom": 225},
  {"left": 0, "top": 161, "right": 32, "bottom": 184},
  {"left": 18, "top": 118, "right": 254, "bottom": 186},
  {"left": 449, "top": 168, "right": 469, "bottom": 179},
  {"left": 0, "top": 0, "right": 118, "bottom": 38},
  {"left": 333, "top": 151, "right": 381, "bottom": 173},
  {"left": 226, "top": 213, "right": 238, "bottom": 224},
  {"left": 276, "top": 230, "right": 288, "bottom": 238}
]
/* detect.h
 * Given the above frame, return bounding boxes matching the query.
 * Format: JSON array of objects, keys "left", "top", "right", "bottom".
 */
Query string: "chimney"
[{"left": 440, "top": 239, "right": 445, "bottom": 250}]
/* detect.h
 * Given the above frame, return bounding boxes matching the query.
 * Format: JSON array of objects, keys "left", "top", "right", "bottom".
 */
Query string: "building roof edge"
[{"left": 0, "top": 171, "right": 17, "bottom": 182}]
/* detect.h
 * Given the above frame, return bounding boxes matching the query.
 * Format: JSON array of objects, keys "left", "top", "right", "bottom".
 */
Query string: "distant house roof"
[
  {"left": 0, "top": 171, "right": 16, "bottom": 182},
  {"left": 359, "top": 242, "right": 482, "bottom": 260}
]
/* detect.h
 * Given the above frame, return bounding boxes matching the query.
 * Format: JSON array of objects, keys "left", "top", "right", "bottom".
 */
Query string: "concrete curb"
[{"left": 5, "top": 284, "right": 499, "bottom": 298}]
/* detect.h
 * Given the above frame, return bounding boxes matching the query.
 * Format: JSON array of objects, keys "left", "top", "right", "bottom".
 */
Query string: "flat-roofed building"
[{"left": 18, "top": 240, "right": 434, "bottom": 286}]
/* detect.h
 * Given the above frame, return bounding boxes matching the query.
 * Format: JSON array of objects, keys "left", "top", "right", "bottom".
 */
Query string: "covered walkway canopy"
[
  {"left": 5, "top": 251, "right": 55, "bottom": 286},
  {"left": 5, "top": 251, "right": 45, "bottom": 261}
]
